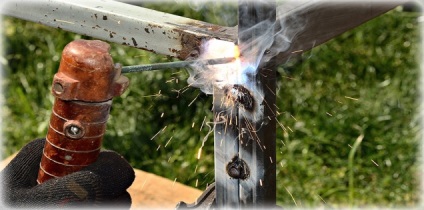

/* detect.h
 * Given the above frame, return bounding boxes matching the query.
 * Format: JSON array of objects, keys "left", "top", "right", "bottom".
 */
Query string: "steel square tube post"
[
  {"left": 238, "top": 1, "right": 277, "bottom": 207},
  {"left": 213, "top": 0, "right": 276, "bottom": 208}
]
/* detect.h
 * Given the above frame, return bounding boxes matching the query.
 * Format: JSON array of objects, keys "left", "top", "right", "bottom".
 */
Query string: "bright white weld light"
[
  {"left": 188, "top": 39, "right": 265, "bottom": 122},
  {"left": 187, "top": 39, "right": 244, "bottom": 94}
]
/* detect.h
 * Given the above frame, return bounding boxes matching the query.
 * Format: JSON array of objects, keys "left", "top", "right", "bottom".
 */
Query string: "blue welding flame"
[
  {"left": 237, "top": 63, "right": 256, "bottom": 84},
  {"left": 187, "top": 9, "right": 304, "bottom": 95}
]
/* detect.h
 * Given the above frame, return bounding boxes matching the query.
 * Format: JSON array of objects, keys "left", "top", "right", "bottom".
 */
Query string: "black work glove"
[{"left": 1, "top": 138, "right": 135, "bottom": 208}]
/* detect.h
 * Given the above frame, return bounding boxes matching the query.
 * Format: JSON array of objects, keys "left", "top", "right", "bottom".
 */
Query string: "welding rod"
[{"left": 121, "top": 57, "right": 235, "bottom": 73}]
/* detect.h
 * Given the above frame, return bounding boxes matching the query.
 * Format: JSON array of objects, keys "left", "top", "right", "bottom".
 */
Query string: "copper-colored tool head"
[
  {"left": 37, "top": 40, "right": 129, "bottom": 184},
  {"left": 52, "top": 39, "right": 129, "bottom": 102}
]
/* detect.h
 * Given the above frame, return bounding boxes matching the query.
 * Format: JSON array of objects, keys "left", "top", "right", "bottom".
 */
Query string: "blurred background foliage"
[{"left": 1, "top": 1, "right": 421, "bottom": 208}]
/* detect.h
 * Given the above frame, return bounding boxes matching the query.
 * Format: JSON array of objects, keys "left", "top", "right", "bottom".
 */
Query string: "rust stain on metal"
[
  {"left": 168, "top": 48, "right": 178, "bottom": 54},
  {"left": 161, "top": 21, "right": 235, "bottom": 59},
  {"left": 148, "top": 23, "right": 162, "bottom": 28},
  {"left": 185, "top": 21, "right": 225, "bottom": 32},
  {"left": 134, "top": 46, "right": 157, "bottom": 54},
  {"left": 172, "top": 29, "right": 204, "bottom": 60},
  {"left": 131, "top": 37, "right": 138, "bottom": 46},
  {"left": 146, "top": 23, "right": 163, "bottom": 34}
]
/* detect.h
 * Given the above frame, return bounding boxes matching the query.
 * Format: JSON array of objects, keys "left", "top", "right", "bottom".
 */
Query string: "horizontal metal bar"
[
  {"left": 1, "top": 0, "right": 236, "bottom": 60},
  {"left": 273, "top": 1, "right": 405, "bottom": 63},
  {"left": 1, "top": 0, "right": 404, "bottom": 63}
]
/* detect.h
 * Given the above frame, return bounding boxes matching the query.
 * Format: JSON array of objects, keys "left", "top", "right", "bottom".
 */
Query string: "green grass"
[
  {"left": 275, "top": 8, "right": 421, "bottom": 206},
  {"left": 1, "top": 3, "right": 421, "bottom": 208}
]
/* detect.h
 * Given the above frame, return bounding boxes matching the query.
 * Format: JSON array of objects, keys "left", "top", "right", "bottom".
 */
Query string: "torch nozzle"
[{"left": 121, "top": 57, "right": 235, "bottom": 74}]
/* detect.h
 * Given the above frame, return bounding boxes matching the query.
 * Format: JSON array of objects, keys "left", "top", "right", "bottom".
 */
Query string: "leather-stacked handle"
[{"left": 37, "top": 40, "right": 129, "bottom": 184}]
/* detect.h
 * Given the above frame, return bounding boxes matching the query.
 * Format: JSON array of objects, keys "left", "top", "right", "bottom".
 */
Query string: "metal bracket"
[
  {"left": 213, "top": 1, "right": 277, "bottom": 208},
  {"left": 176, "top": 183, "right": 216, "bottom": 209}
]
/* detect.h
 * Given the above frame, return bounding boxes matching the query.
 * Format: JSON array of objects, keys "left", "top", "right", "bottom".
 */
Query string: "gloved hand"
[{"left": 1, "top": 138, "right": 135, "bottom": 208}]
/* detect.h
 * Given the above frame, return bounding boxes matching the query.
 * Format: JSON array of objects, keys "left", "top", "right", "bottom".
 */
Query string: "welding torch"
[
  {"left": 36, "top": 39, "right": 235, "bottom": 184},
  {"left": 121, "top": 57, "right": 235, "bottom": 73}
]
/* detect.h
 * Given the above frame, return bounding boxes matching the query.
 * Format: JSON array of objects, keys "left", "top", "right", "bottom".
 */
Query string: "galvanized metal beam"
[
  {"left": 1, "top": 0, "right": 236, "bottom": 60},
  {"left": 1, "top": 0, "right": 403, "bottom": 63},
  {"left": 273, "top": 1, "right": 404, "bottom": 63},
  {"left": 238, "top": 1, "right": 277, "bottom": 207},
  {"left": 213, "top": 1, "right": 276, "bottom": 208}
]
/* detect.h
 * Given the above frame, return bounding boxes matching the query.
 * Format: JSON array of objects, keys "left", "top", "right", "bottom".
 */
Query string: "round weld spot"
[
  {"left": 224, "top": 84, "right": 255, "bottom": 112},
  {"left": 226, "top": 156, "right": 250, "bottom": 180}
]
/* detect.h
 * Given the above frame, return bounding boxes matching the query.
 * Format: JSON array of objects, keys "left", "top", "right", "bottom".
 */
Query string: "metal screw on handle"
[{"left": 64, "top": 121, "right": 85, "bottom": 139}]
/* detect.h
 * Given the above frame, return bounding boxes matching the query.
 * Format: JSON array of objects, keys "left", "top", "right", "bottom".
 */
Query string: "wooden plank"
[
  {"left": 128, "top": 169, "right": 202, "bottom": 209},
  {"left": 1, "top": 154, "right": 202, "bottom": 209},
  {"left": 0, "top": 154, "right": 17, "bottom": 169}
]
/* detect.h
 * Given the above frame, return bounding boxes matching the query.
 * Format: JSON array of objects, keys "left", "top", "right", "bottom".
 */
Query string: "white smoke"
[
  {"left": 187, "top": 2, "right": 304, "bottom": 95},
  {"left": 187, "top": 39, "right": 241, "bottom": 94}
]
